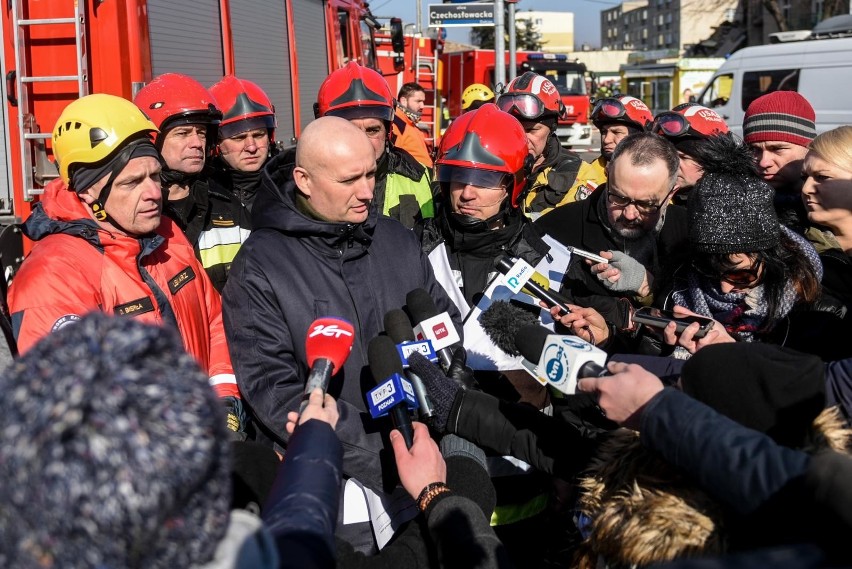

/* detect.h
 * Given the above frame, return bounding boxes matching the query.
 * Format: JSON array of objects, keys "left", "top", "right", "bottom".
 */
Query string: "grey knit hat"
[
  {"left": 688, "top": 133, "right": 780, "bottom": 254},
  {"left": 0, "top": 312, "right": 231, "bottom": 568}
]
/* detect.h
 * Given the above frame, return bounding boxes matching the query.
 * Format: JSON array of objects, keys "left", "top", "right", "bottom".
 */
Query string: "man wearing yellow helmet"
[
  {"left": 7, "top": 93, "right": 245, "bottom": 437},
  {"left": 461, "top": 83, "right": 495, "bottom": 113}
]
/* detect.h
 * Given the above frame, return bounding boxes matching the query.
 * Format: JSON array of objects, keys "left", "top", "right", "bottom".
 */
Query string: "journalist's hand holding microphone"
[{"left": 286, "top": 388, "right": 340, "bottom": 434}]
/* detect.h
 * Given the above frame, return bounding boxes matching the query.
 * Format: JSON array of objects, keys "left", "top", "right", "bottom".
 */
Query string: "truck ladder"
[
  {"left": 414, "top": 49, "right": 438, "bottom": 145},
  {"left": 11, "top": 0, "right": 88, "bottom": 199}
]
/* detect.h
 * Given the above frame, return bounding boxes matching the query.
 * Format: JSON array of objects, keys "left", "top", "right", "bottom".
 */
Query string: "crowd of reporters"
[{"left": 2, "top": 61, "right": 852, "bottom": 569}]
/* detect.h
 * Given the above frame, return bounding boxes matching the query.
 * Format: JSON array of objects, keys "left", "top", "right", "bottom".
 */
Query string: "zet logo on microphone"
[
  {"left": 432, "top": 323, "right": 448, "bottom": 340},
  {"left": 310, "top": 324, "right": 354, "bottom": 339}
]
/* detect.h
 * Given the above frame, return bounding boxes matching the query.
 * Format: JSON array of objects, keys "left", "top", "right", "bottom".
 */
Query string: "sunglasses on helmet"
[
  {"left": 651, "top": 112, "right": 704, "bottom": 139},
  {"left": 496, "top": 93, "right": 549, "bottom": 121}
]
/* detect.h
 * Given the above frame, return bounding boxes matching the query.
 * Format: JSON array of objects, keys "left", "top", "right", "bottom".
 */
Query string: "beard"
[{"left": 611, "top": 215, "right": 647, "bottom": 239}]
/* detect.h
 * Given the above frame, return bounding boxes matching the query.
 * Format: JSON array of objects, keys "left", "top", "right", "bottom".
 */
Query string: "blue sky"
[{"left": 372, "top": 0, "right": 619, "bottom": 48}]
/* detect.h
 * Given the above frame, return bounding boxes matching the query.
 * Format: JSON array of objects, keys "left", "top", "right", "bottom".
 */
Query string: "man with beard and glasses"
[{"left": 535, "top": 132, "right": 688, "bottom": 333}]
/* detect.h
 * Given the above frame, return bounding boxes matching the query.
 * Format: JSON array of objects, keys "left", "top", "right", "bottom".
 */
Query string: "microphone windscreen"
[
  {"left": 384, "top": 309, "right": 416, "bottom": 343},
  {"left": 367, "top": 335, "right": 405, "bottom": 383},
  {"left": 514, "top": 324, "right": 549, "bottom": 363},
  {"left": 479, "top": 300, "right": 539, "bottom": 356},
  {"left": 305, "top": 317, "right": 355, "bottom": 370},
  {"left": 406, "top": 288, "right": 439, "bottom": 323}
]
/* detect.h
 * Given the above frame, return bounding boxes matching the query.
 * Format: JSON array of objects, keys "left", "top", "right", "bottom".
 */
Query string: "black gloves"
[{"left": 408, "top": 351, "right": 463, "bottom": 433}]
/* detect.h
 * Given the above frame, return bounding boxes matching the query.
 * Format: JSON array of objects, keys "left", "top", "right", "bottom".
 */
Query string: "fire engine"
[
  {"left": 0, "top": 0, "right": 383, "bottom": 267},
  {"left": 375, "top": 18, "right": 442, "bottom": 146},
  {"left": 441, "top": 49, "right": 595, "bottom": 148}
]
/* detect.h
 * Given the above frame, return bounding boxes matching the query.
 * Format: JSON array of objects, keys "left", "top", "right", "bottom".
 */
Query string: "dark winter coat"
[
  {"left": 534, "top": 186, "right": 689, "bottom": 330},
  {"left": 221, "top": 151, "right": 461, "bottom": 495}
]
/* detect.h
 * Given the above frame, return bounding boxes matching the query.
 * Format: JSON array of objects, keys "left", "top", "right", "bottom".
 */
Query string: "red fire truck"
[
  {"left": 0, "top": 0, "right": 382, "bottom": 263},
  {"left": 375, "top": 18, "right": 442, "bottom": 146},
  {"left": 441, "top": 49, "right": 595, "bottom": 148}
]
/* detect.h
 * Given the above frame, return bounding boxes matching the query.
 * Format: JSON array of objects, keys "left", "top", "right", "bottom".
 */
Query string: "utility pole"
[
  {"left": 507, "top": 0, "right": 518, "bottom": 82},
  {"left": 417, "top": 0, "right": 422, "bottom": 35},
  {"left": 494, "top": 0, "right": 506, "bottom": 88}
]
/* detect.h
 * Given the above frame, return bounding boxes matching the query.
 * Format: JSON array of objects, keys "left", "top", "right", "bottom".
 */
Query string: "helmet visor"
[
  {"left": 591, "top": 99, "right": 627, "bottom": 122},
  {"left": 497, "top": 93, "right": 546, "bottom": 121},
  {"left": 437, "top": 164, "right": 511, "bottom": 190},
  {"left": 650, "top": 112, "right": 692, "bottom": 138}
]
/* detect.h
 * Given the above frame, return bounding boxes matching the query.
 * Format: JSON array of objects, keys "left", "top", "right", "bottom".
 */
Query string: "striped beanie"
[{"left": 743, "top": 91, "right": 816, "bottom": 147}]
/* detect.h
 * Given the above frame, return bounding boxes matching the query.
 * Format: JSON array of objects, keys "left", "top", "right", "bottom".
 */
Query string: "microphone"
[
  {"left": 405, "top": 288, "right": 462, "bottom": 372},
  {"left": 367, "top": 335, "right": 417, "bottom": 449},
  {"left": 515, "top": 324, "right": 608, "bottom": 394},
  {"left": 479, "top": 300, "right": 540, "bottom": 357},
  {"left": 302, "top": 317, "right": 355, "bottom": 412},
  {"left": 494, "top": 255, "right": 572, "bottom": 316},
  {"left": 384, "top": 309, "right": 437, "bottom": 422}
]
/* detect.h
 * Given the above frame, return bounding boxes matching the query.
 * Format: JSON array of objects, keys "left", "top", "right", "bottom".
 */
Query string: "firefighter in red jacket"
[{"left": 8, "top": 93, "right": 245, "bottom": 436}]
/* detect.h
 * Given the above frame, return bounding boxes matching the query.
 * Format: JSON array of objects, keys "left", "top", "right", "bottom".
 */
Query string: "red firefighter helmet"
[
  {"left": 496, "top": 71, "right": 566, "bottom": 124},
  {"left": 436, "top": 103, "right": 529, "bottom": 207},
  {"left": 314, "top": 61, "right": 395, "bottom": 123},
  {"left": 651, "top": 103, "right": 730, "bottom": 140},
  {"left": 133, "top": 73, "right": 221, "bottom": 144},
  {"left": 590, "top": 94, "right": 653, "bottom": 130},
  {"left": 209, "top": 75, "right": 277, "bottom": 139}
]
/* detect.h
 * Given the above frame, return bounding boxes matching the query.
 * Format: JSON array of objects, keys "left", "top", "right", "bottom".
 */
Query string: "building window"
[{"left": 658, "top": 34, "right": 664, "bottom": 45}]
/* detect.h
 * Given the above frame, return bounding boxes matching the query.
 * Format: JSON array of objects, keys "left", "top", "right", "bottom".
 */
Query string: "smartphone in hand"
[{"left": 633, "top": 307, "right": 715, "bottom": 339}]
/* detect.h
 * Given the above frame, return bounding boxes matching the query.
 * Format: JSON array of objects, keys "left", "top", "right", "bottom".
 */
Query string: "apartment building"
[{"left": 601, "top": 0, "right": 737, "bottom": 53}]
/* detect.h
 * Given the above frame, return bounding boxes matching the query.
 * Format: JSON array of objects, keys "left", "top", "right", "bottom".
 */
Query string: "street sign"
[{"left": 428, "top": 3, "right": 495, "bottom": 27}]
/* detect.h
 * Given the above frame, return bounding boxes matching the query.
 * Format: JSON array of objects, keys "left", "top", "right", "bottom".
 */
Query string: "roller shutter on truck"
[
  {"left": 146, "top": 0, "right": 225, "bottom": 87},
  {"left": 291, "top": 0, "right": 329, "bottom": 134},
  {"left": 228, "top": 0, "right": 295, "bottom": 144}
]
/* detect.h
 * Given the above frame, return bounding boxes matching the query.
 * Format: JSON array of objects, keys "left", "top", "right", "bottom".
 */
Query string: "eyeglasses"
[
  {"left": 606, "top": 189, "right": 667, "bottom": 215},
  {"left": 496, "top": 93, "right": 548, "bottom": 120},
  {"left": 591, "top": 98, "right": 628, "bottom": 122},
  {"left": 693, "top": 257, "right": 764, "bottom": 287},
  {"left": 650, "top": 112, "right": 703, "bottom": 139}
]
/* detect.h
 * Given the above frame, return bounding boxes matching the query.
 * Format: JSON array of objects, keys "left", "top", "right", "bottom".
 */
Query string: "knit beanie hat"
[
  {"left": 681, "top": 342, "right": 826, "bottom": 449},
  {"left": 743, "top": 91, "right": 816, "bottom": 147},
  {"left": 0, "top": 312, "right": 232, "bottom": 568},
  {"left": 687, "top": 133, "right": 780, "bottom": 253}
]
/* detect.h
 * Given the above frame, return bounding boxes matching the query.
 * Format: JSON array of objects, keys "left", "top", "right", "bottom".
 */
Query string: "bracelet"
[{"left": 416, "top": 481, "right": 451, "bottom": 512}]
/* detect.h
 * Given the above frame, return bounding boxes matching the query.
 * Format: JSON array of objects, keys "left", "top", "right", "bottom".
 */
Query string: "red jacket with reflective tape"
[{"left": 9, "top": 179, "right": 238, "bottom": 398}]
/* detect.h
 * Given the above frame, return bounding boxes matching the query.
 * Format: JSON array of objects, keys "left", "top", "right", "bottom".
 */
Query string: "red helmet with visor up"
[
  {"left": 590, "top": 94, "right": 653, "bottom": 130},
  {"left": 497, "top": 72, "right": 566, "bottom": 127},
  {"left": 314, "top": 62, "right": 395, "bottom": 124},
  {"left": 209, "top": 75, "right": 277, "bottom": 140},
  {"left": 650, "top": 103, "right": 729, "bottom": 140},
  {"left": 436, "top": 103, "right": 529, "bottom": 207},
  {"left": 133, "top": 73, "right": 221, "bottom": 146}
]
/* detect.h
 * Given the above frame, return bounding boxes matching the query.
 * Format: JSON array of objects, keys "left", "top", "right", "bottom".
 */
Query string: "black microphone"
[
  {"left": 494, "top": 255, "right": 572, "bottom": 316},
  {"left": 367, "top": 335, "right": 415, "bottom": 449},
  {"left": 405, "top": 288, "right": 461, "bottom": 372},
  {"left": 384, "top": 309, "right": 435, "bottom": 421},
  {"left": 479, "top": 300, "right": 540, "bottom": 357}
]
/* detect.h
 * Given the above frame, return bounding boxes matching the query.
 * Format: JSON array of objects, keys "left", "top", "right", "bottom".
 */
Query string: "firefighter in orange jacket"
[{"left": 8, "top": 94, "right": 245, "bottom": 436}]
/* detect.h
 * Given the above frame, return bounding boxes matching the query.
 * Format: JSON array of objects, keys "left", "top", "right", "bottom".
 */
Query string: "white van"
[{"left": 695, "top": 37, "right": 852, "bottom": 137}]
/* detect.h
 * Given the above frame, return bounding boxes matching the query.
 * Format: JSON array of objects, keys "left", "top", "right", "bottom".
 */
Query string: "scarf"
[{"left": 671, "top": 226, "right": 822, "bottom": 345}]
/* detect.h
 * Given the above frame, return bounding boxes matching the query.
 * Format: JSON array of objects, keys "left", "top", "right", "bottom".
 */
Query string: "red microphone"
[{"left": 301, "top": 317, "right": 355, "bottom": 412}]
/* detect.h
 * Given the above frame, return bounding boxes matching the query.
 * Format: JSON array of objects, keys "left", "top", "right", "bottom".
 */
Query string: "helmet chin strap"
[{"left": 449, "top": 193, "right": 510, "bottom": 232}]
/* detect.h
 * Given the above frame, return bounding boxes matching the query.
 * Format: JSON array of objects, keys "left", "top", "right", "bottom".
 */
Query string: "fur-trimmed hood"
[{"left": 573, "top": 406, "right": 852, "bottom": 568}]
